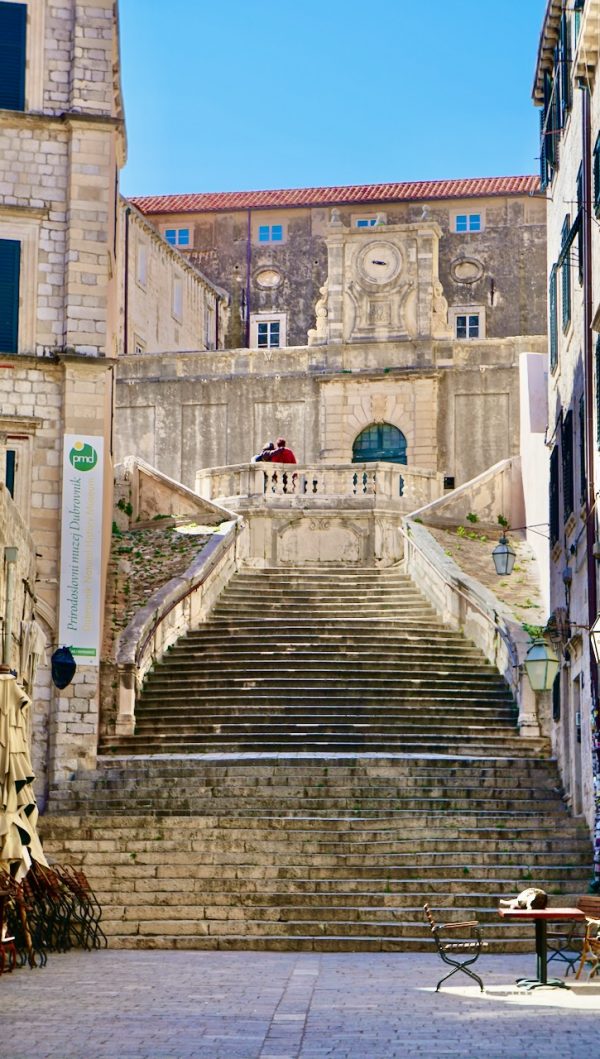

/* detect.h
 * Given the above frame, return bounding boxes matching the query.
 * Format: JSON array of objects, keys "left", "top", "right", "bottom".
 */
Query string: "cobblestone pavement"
[{"left": 1, "top": 950, "right": 599, "bottom": 1059}]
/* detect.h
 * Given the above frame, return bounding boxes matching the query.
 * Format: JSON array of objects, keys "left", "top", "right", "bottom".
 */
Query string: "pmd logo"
[{"left": 69, "top": 441, "right": 98, "bottom": 472}]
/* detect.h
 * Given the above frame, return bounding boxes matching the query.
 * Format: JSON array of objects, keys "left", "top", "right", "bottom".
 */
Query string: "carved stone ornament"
[
  {"left": 255, "top": 268, "right": 282, "bottom": 289},
  {"left": 450, "top": 256, "right": 485, "bottom": 284},
  {"left": 307, "top": 281, "right": 329, "bottom": 346}
]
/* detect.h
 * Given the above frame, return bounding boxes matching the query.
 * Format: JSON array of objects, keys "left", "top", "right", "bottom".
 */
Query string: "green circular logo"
[{"left": 69, "top": 441, "right": 98, "bottom": 472}]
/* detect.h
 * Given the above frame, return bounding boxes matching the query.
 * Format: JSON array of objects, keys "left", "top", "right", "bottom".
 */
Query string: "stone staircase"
[
  {"left": 100, "top": 565, "right": 540, "bottom": 757},
  {"left": 41, "top": 564, "right": 592, "bottom": 952}
]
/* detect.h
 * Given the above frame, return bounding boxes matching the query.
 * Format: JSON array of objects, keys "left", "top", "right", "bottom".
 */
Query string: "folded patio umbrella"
[{"left": 0, "top": 672, "right": 48, "bottom": 881}]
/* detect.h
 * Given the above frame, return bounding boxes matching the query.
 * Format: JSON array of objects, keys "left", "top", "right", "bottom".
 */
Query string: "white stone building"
[{"left": 533, "top": 0, "right": 600, "bottom": 881}]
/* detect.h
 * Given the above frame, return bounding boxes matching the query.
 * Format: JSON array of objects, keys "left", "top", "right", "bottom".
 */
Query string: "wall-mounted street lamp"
[
  {"left": 523, "top": 639, "right": 560, "bottom": 692},
  {"left": 490, "top": 522, "right": 549, "bottom": 576},
  {"left": 492, "top": 535, "right": 516, "bottom": 576}
]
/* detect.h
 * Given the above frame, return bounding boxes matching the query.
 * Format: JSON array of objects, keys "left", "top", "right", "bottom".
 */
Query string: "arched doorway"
[{"left": 352, "top": 423, "right": 407, "bottom": 464}]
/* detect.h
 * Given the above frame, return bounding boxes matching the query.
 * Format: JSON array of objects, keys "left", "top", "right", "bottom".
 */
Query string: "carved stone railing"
[
  {"left": 400, "top": 519, "right": 541, "bottom": 737},
  {"left": 113, "top": 516, "right": 247, "bottom": 736},
  {"left": 196, "top": 461, "right": 443, "bottom": 510}
]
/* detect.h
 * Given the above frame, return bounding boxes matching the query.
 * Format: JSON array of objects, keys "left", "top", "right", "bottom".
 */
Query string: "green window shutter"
[
  {"left": 0, "top": 2, "right": 27, "bottom": 111},
  {"left": 594, "top": 135, "right": 600, "bottom": 214},
  {"left": 562, "top": 409, "right": 574, "bottom": 521},
  {"left": 561, "top": 217, "right": 571, "bottom": 332},
  {"left": 0, "top": 239, "right": 21, "bottom": 354},
  {"left": 549, "top": 266, "right": 558, "bottom": 370}
]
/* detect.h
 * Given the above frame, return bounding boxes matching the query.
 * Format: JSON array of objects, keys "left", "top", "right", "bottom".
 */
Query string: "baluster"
[
  {"left": 362, "top": 471, "right": 368, "bottom": 494},
  {"left": 352, "top": 472, "right": 358, "bottom": 495},
  {"left": 303, "top": 477, "right": 308, "bottom": 494},
  {"left": 271, "top": 472, "right": 278, "bottom": 493},
  {"left": 312, "top": 478, "right": 318, "bottom": 494},
  {"left": 372, "top": 472, "right": 377, "bottom": 495},
  {"left": 263, "top": 471, "right": 268, "bottom": 495},
  {"left": 399, "top": 475, "right": 404, "bottom": 497},
  {"left": 291, "top": 472, "right": 298, "bottom": 493},
  {"left": 282, "top": 472, "right": 288, "bottom": 494}
]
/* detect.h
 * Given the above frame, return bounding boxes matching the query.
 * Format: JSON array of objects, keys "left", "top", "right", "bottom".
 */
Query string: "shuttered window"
[
  {"left": 549, "top": 266, "right": 558, "bottom": 370},
  {"left": 579, "top": 394, "right": 586, "bottom": 505},
  {"left": 0, "top": 239, "right": 20, "bottom": 353},
  {"left": 561, "top": 216, "right": 571, "bottom": 331},
  {"left": 550, "top": 446, "right": 560, "bottom": 546},
  {"left": 577, "top": 166, "right": 584, "bottom": 282},
  {"left": 0, "top": 2, "right": 27, "bottom": 111},
  {"left": 562, "top": 409, "right": 574, "bottom": 522},
  {"left": 594, "top": 134, "right": 600, "bottom": 215}
]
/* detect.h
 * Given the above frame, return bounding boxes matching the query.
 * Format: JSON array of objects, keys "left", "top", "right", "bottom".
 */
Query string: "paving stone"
[{"left": 0, "top": 950, "right": 599, "bottom": 1058}]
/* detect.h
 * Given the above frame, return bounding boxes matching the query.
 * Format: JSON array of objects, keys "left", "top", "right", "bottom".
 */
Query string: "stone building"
[
  {"left": 118, "top": 200, "right": 229, "bottom": 356},
  {"left": 0, "top": 0, "right": 126, "bottom": 800},
  {"left": 118, "top": 178, "right": 547, "bottom": 494},
  {"left": 533, "top": 0, "right": 600, "bottom": 876},
  {"left": 131, "top": 177, "right": 547, "bottom": 352}
]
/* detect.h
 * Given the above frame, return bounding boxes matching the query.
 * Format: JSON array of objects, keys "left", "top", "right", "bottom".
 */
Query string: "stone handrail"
[
  {"left": 400, "top": 519, "right": 540, "bottom": 736},
  {"left": 113, "top": 516, "right": 247, "bottom": 736},
  {"left": 196, "top": 461, "right": 443, "bottom": 509}
]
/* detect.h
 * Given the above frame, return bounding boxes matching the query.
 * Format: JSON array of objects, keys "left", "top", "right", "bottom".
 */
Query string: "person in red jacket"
[{"left": 270, "top": 437, "right": 297, "bottom": 463}]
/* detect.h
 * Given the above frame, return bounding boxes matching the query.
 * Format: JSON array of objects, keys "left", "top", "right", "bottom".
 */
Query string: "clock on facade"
[{"left": 357, "top": 241, "right": 402, "bottom": 286}]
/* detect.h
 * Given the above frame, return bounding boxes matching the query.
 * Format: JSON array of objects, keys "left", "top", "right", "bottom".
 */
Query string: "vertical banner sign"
[{"left": 58, "top": 435, "right": 104, "bottom": 665}]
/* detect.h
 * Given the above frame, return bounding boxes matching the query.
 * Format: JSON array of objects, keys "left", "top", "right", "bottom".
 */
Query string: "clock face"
[{"left": 357, "top": 241, "right": 402, "bottom": 285}]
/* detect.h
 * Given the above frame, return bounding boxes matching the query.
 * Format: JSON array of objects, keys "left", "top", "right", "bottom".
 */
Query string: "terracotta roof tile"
[{"left": 129, "top": 175, "right": 541, "bottom": 216}]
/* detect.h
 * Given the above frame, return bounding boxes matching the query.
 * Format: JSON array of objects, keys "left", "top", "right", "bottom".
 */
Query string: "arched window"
[{"left": 352, "top": 423, "right": 407, "bottom": 465}]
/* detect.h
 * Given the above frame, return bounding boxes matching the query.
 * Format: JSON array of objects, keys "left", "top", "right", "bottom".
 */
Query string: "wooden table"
[{"left": 498, "top": 906, "right": 585, "bottom": 989}]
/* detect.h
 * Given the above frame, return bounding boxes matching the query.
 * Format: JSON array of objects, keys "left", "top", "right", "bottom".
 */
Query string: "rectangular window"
[
  {"left": 549, "top": 266, "right": 558, "bottom": 371},
  {"left": 257, "top": 320, "right": 280, "bottom": 348},
  {"left": 455, "top": 214, "right": 481, "bottom": 233},
  {"left": 0, "top": 2, "right": 26, "bottom": 111},
  {"left": 165, "top": 228, "right": 190, "bottom": 247},
  {"left": 577, "top": 166, "right": 584, "bottom": 283},
  {"left": 455, "top": 313, "right": 480, "bottom": 339},
  {"left": 172, "top": 276, "right": 183, "bottom": 320},
  {"left": 258, "top": 224, "right": 283, "bottom": 243},
  {"left": 0, "top": 238, "right": 21, "bottom": 354},
  {"left": 557, "top": 11, "right": 572, "bottom": 125},
  {"left": 562, "top": 409, "right": 574, "bottom": 522},
  {"left": 550, "top": 446, "right": 560, "bottom": 546},
  {"left": 355, "top": 218, "right": 378, "bottom": 228},
  {"left": 594, "top": 134, "right": 600, "bottom": 215},
  {"left": 579, "top": 393, "right": 586, "bottom": 504},
  {"left": 5, "top": 448, "right": 16, "bottom": 498},
  {"left": 136, "top": 243, "right": 147, "bottom": 287},
  {"left": 561, "top": 215, "right": 571, "bottom": 331}
]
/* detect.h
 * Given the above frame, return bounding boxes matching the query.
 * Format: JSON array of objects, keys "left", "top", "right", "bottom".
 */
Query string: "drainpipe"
[
  {"left": 3, "top": 547, "right": 18, "bottom": 666},
  {"left": 123, "top": 206, "right": 130, "bottom": 356},
  {"left": 581, "top": 83, "right": 600, "bottom": 889},
  {"left": 245, "top": 209, "right": 252, "bottom": 348}
]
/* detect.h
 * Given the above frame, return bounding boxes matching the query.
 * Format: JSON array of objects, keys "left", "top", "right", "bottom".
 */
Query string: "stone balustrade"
[{"left": 196, "top": 461, "right": 443, "bottom": 510}]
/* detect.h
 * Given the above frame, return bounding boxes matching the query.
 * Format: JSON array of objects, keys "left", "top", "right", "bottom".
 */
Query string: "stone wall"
[
  {"left": 115, "top": 336, "right": 546, "bottom": 492},
  {"left": 0, "top": 1, "right": 126, "bottom": 793},
  {"left": 119, "top": 202, "right": 229, "bottom": 356},
  {"left": 133, "top": 193, "right": 547, "bottom": 351}
]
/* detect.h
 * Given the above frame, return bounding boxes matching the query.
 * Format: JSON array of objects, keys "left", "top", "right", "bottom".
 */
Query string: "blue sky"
[{"left": 119, "top": 0, "right": 549, "bottom": 198}]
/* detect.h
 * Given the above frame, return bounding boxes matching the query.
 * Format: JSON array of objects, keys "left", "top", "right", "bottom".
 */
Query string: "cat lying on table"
[{"left": 498, "top": 887, "right": 548, "bottom": 911}]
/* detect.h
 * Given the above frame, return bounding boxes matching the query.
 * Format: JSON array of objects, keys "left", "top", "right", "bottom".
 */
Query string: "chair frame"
[
  {"left": 424, "top": 903, "right": 486, "bottom": 992},
  {"left": 547, "top": 896, "right": 600, "bottom": 978}
]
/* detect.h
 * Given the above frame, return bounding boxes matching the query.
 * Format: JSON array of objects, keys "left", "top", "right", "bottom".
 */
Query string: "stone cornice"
[
  {"left": 575, "top": 0, "right": 600, "bottom": 85},
  {"left": 0, "top": 108, "right": 125, "bottom": 133},
  {"left": 532, "top": 0, "right": 563, "bottom": 105},
  {"left": 0, "top": 204, "right": 49, "bottom": 220}
]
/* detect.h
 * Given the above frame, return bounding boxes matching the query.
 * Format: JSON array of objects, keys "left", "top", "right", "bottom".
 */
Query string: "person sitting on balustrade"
[{"left": 269, "top": 438, "right": 297, "bottom": 464}]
